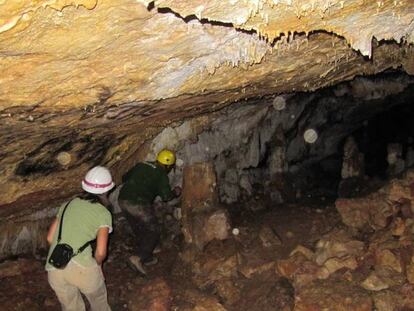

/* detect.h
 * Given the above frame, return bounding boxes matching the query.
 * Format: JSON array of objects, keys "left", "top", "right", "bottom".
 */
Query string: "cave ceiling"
[{"left": 0, "top": 0, "right": 413, "bottom": 212}]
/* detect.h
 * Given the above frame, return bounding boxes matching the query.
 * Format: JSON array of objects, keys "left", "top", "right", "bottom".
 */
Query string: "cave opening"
[{"left": 353, "top": 100, "right": 414, "bottom": 179}]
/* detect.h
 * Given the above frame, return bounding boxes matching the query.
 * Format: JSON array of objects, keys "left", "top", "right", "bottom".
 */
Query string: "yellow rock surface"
[{"left": 0, "top": 0, "right": 413, "bottom": 207}]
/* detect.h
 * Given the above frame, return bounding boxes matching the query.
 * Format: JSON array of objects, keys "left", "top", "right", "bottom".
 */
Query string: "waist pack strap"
[{"left": 74, "top": 239, "right": 95, "bottom": 256}]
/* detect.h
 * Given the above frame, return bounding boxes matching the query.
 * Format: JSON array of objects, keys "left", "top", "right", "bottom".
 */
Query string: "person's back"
[
  {"left": 45, "top": 198, "right": 112, "bottom": 270},
  {"left": 46, "top": 166, "right": 114, "bottom": 311},
  {"left": 119, "top": 161, "right": 173, "bottom": 205}
]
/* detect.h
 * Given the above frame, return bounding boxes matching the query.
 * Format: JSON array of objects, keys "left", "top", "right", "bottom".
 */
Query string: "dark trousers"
[{"left": 119, "top": 200, "right": 160, "bottom": 263}]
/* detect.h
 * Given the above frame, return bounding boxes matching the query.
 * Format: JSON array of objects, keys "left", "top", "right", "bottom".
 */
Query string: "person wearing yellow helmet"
[
  {"left": 118, "top": 149, "right": 181, "bottom": 275},
  {"left": 156, "top": 149, "right": 176, "bottom": 166}
]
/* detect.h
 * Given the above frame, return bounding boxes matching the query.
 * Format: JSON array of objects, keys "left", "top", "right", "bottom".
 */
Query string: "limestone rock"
[
  {"left": 294, "top": 280, "right": 373, "bottom": 311},
  {"left": 314, "top": 229, "right": 365, "bottom": 265},
  {"left": 289, "top": 245, "right": 315, "bottom": 261},
  {"left": 236, "top": 277, "right": 294, "bottom": 311},
  {"left": 277, "top": 253, "right": 310, "bottom": 279},
  {"left": 341, "top": 136, "right": 364, "bottom": 179},
  {"left": 188, "top": 209, "right": 231, "bottom": 251},
  {"left": 192, "top": 297, "right": 227, "bottom": 311},
  {"left": 127, "top": 278, "right": 172, "bottom": 311},
  {"left": 375, "top": 249, "right": 402, "bottom": 273},
  {"left": 407, "top": 257, "right": 414, "bottom": 284},
  {"left": 181, "top": 289, "right": 228, "bottom": 311},
  {"left": 191, "top": 251, "right": 238, "bottom": 287},
  {"left": 0, "top": 258, "right": 42, "bottom": 279},
  {"left": 387, "top": 143, "right": 405, "bottom": 177},
  {"left": 276, "top": 253, "right": 327, "bottom": 289},
  {"left": 373, "top": 290, "right": 404, "bottom": 311},
  {"left": 387, "top": 181, "right": 414, "bottom": 204},
  {"left": 181, "top": 162, "right": 230, "bottom": 250},
  {"left": 182, "top": 162, "right": 218, "bottom": 213},
  {"left": 361, "top": 272, "right": 390, "bottom": 291},
  {"left": 390, "top": 217, "right": 407, "bottom": 237},
  {"left": 1, "top": 0, "right": 414, "bottom": 211},
  {"left": 258, "top": 225, "right": 282, "bottom": 248},
  {"left": 239, "top": 258, "right": 275, "bottom": 279},
  {"left": 214, "top": 278, "right": 241, "bottom": 305},
  {"left": 323, "top": 256, "right": 358, "bottom": 275},
  {"left": 335, "top": 195, "right": 392, "bottom": 230}
]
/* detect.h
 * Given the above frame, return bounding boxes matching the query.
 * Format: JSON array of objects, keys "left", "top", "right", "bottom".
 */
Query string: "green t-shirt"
[
  {"left": 45, "top": 198, "right": 112, "bottom": 270},
  {"left": 119, "top": 161, "right": 174, "bottom": 205}
]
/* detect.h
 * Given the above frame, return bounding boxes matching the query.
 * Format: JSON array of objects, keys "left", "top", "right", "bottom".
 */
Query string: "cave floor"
[{"left": 0, "top": 198, "right": 341, "bottom": 311}]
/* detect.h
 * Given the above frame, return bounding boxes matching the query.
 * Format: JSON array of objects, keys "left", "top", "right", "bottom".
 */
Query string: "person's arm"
[
  {"left": 47, "top": 218, "right": 59, "bottom": 245},
  {"left": 95, "top": 227, "right": 110, "bottom": 265}
]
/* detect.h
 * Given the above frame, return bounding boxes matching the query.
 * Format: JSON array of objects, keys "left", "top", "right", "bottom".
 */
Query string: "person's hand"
[{"left": 173, "top": 186, "right": 182, "bottom": 197}]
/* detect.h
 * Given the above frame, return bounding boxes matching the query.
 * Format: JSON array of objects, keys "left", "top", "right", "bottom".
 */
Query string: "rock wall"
[{"left": 1, "top": 0, "right": 414, "bottom": 212}]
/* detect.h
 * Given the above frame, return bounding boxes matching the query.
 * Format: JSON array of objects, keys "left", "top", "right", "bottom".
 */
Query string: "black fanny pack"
[{"left": 48, "top": 200, "right": 93, "bottom": 269}]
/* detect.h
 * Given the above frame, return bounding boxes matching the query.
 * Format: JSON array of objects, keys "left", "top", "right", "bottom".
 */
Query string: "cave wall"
[
  {"left": 1, "top": 0, "right": 414, "bottom": 259},
  {"left": 148, "top": 72, "right": 414, "bottom": 203},
  {"left": 2, "top": 72, "right": 413, "bottom": 260},
  {"left": 1, "top": 0, "right": 414, "bottom": 210}
]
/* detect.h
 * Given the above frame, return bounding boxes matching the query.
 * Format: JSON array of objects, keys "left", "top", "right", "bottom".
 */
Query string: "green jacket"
[{"left": 119, "top": 161, "right": 174, "bottom": 205}]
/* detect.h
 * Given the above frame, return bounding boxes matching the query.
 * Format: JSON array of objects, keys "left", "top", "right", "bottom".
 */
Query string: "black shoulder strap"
[
  {"left": 57, "top": 200, "right": 72, "bottom": 242},
  {"left": 57, "top": 198, "right": 95, "bottom": 256}
]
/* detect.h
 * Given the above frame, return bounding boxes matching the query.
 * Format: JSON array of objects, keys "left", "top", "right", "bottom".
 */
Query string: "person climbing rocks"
[
  {"left": 46, "top": 166, "right": 115, "bottom": 311},
  {"left": 118, "top": 149, "right": 181, "bottom": 275}
]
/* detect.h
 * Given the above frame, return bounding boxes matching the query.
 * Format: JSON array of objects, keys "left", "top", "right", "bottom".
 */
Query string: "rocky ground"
[{"left": 1, "top": 171, "right": 414, "bottom": 311}]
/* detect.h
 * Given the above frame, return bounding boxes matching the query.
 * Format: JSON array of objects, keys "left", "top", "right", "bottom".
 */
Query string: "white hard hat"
[{"left": 82, "top": 166, "right": 115, "bottom": 194}]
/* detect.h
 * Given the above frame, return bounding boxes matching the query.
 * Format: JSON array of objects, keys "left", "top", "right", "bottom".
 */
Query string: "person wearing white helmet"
[{"left": 46, "top": 166, "right": 114, "bottom": 311}]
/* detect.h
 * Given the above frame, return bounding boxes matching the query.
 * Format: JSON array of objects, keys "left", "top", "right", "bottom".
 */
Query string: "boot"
[
  {"left": 127, "top": 256, "right": 146, "bottom": 276},
  {"left": 143, "top": 256, "right": 158, "bottom": 266}
]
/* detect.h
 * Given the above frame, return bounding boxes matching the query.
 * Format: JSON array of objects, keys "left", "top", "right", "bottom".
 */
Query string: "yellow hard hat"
[{"left": 156, "top": 149, "right": 176, "bottom": 166}]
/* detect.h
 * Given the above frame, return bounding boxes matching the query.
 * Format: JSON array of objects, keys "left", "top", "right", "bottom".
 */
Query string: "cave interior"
[{"left": 1, "top": 0, "right": 414, "bottom": 310}]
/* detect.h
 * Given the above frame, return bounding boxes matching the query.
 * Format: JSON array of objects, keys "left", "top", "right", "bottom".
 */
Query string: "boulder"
[
  {"left": 0, "top": 258, "right": 42, "bottom": 279},
  {"left": 289, "top": 245, "right": 315, "bottom": 261},
  {"left": 276, "top": 253, "right": 328, "bottom": 289},
  {"left": 314, "top": 229, "right": 365, "bottom": 265},
  {"left": 214, "top": 278, "right": 241, "bottom": 305},
  {"left": 236, "top": 277, "right": 294, "bottom": 311},
  {"left": 361, "top": 272, "right": 390, "bottom": 291},
  {"left": 190, "top": 209, "right": 231, "bottom": 251},
  {"left": 294, "top": 280, "right": 372, "bottom": 311},
  {"left": 127, "top": 278, "right": 171, "bottom": 311},
  {"left": 239, "top": 258, "right": 275, "bottom": 279},
  {"left": 335, "top": 195, "right": 392, "bottom": 230},
  {"left": 181, "top": 162, "right": 230, "bottom": 250},
  {"left": 192, "top": 297, "right": 227, "bottom": 311},
  {"left": 407, "top": 256, "right": 414, "bottom": 284},
  {"left": 258, "top": 225, "right": 282, "bottom": 248},
  {"left": 375, "top": 249, "right": 402, "bottom": 273},
  {"left": 190, "top": 241, "right": 239, "bottom": 288},
  {"left": 323, "top": 256, "right": 358, "bottom": 275},
  {"left": 373, "top": 290, "right": 404, "bottom": 311},
  {"left": 182, "top": 289, "right": 228, "bottom": 311}
]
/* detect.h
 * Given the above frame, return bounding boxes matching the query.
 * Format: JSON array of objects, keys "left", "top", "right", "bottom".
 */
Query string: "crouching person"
[
  {"left": 46, "top": 166, "right": 114, "bottom": 311},
  {"left": 118, "top": 149, "right": 181, "bottom": 275}
]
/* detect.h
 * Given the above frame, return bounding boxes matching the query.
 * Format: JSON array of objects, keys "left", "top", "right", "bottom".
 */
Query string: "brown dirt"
[{"left": 0, "top": 198, "right": 341, "bottom": 311}]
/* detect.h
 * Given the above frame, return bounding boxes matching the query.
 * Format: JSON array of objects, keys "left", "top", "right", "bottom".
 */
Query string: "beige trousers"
[{"left": 48, "top": 261, "right": 111, "bottom": 311}]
